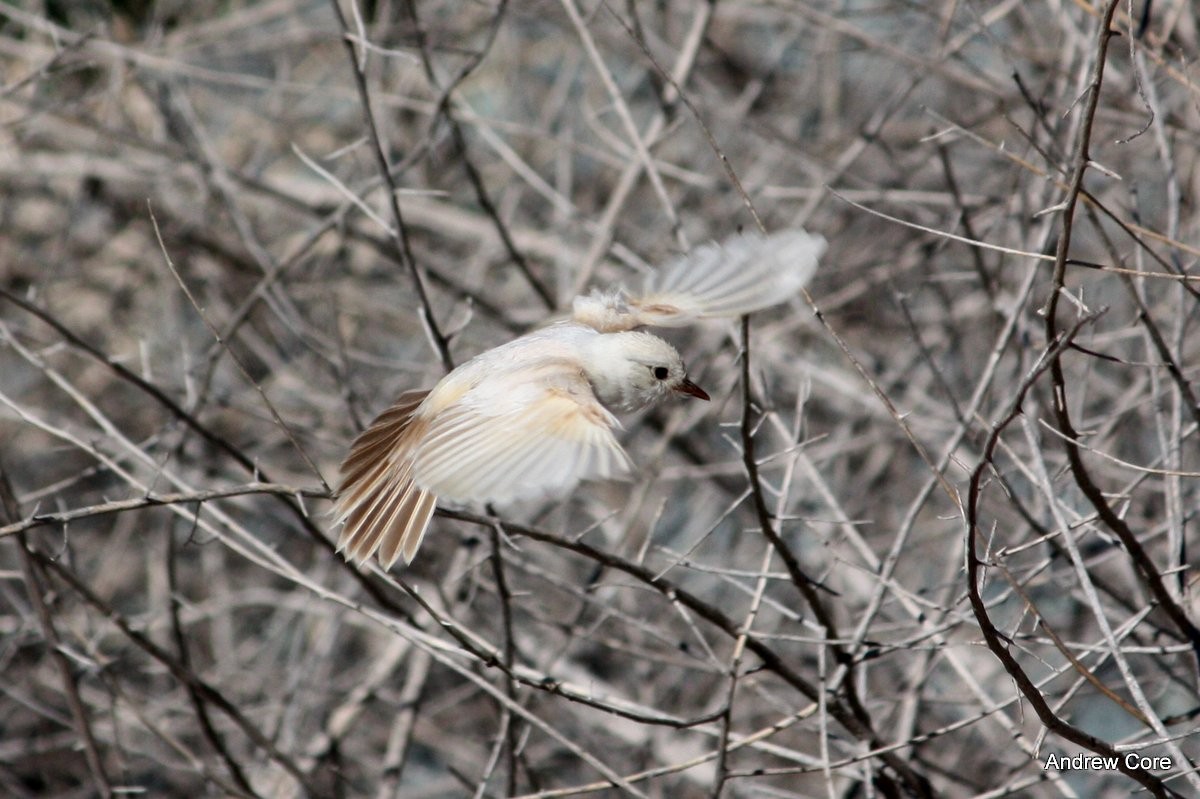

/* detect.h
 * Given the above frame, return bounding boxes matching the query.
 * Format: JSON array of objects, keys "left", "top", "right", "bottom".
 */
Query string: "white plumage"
[{"left": 333, "top": 229, "right": 825, "bottom": 568}]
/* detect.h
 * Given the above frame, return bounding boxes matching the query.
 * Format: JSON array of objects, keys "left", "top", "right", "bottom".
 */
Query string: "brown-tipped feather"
[{"left": 334, "top": 389, "right": 435, "bottom": 566}]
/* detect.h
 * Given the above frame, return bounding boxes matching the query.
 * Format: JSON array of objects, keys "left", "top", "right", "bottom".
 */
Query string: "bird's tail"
[{"left": 333, "top": 389, "right": 438, "bottom": 569}]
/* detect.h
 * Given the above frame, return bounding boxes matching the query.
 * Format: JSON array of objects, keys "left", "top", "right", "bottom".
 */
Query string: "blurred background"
[{"left": 1, "top": 1, "right": 1197, "bottom": 796}]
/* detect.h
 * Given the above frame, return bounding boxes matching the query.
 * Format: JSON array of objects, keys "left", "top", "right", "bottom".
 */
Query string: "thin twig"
[{"left": 328, "top": 0, "right": 454, "bottom": 372}]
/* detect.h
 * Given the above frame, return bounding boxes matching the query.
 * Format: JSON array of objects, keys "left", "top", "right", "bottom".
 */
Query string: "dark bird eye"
[{"left": 653, "top": 366, "right": 669, "bottom": 380}]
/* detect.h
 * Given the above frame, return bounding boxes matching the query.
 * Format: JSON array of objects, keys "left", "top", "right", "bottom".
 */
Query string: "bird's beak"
[{"left": 674, "top": 377, "right": 710, "bottom": 401}]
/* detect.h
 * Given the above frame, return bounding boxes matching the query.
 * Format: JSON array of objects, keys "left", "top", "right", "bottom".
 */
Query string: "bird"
[{"left": 332, "top": 229, "right": 826, "bottom": 569}]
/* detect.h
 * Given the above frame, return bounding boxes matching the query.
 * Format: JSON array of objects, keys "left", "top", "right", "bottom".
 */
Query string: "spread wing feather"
[
  {"left": 414, "top": 369, "right": 632, "bottom": 503},
  {"left": 632, "top": 229, "right": 825, "bottom": 327},
  {"left": 334, "top": 364, "right": 632, "bottom": 569}
]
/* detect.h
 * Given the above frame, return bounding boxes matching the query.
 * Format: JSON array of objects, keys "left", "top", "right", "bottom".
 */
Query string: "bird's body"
[{"left": 334, "top": 229, "right": 826, "bottom": 568}]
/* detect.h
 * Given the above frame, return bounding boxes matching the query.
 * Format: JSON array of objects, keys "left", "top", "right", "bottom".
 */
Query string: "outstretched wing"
[
  {"left": 333, "top": 358, "right": 632, "bottom": 569},
  {"left": 573, "top": 229, "right": 825, "bottom": 332},
  {"left": 635, "top": 229, "right": 825, "bottom": 326},
  {"left": 413, "top": 360, "right": 632, "bottom": 504}
]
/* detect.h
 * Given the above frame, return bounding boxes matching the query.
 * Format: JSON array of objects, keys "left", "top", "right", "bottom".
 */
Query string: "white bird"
[{"left": 333, "top": 229, "right": 825, "bottom": 568}]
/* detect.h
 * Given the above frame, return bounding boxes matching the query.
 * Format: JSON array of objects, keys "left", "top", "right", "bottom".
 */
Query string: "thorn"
[
  {"left": 1086, "top": 159, "right": 1122, "bottom": 180},
  {"left": 1033, "top": 201, "right": 1068, "bottom": 218}
]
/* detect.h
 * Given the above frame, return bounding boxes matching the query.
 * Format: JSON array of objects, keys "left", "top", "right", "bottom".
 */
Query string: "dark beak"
[{"left": 674, "top": 377, "right": 710, "bottom": 401}]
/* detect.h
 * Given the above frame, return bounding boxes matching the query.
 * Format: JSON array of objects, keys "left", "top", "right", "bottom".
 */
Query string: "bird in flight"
[{"left": 333, "top": 229, "right": 825, "bottom": 568}]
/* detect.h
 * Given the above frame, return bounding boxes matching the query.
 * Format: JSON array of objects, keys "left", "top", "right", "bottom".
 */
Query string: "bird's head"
[{"left": 583, "top": 331, "right": 709, "bottom": 413}]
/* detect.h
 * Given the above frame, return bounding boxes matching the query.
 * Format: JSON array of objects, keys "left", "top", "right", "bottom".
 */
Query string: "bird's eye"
[{"left": 653, "top": 366, "right": 669, "bottom": 380}]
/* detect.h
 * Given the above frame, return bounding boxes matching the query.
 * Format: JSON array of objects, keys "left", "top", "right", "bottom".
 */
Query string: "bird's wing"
[
  {"left": 413, "top": 360, "right": 633, "bottom": 504},
  {"left": 334, "top": 389, "right": 438, "bottom": 568},
  {"left": 629, "top": 229, "right": 825, "bottom": 328}
]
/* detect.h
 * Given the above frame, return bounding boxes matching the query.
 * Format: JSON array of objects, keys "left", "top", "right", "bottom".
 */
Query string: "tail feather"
[{"left": 333, "top": 389, "right": 437, "bottom": 567}]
